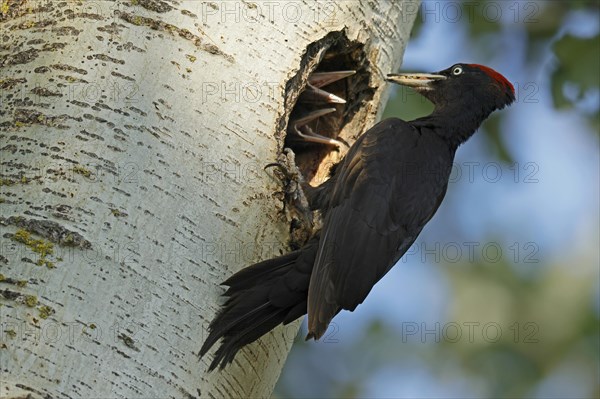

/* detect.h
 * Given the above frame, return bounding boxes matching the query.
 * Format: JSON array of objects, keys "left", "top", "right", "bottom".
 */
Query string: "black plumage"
[{"left": 200, "top": 63, "right": 515, "bottom": 370}]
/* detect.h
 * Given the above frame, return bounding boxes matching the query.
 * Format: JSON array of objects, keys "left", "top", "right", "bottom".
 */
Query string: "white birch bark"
[{"left": 0, "top": 0, "right": 418, "bottom": 397}]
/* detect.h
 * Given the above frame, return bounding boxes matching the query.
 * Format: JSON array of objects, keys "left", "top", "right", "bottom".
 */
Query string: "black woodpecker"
[{"left": 200, "top": 63, "right": 516, "bottom": 371}]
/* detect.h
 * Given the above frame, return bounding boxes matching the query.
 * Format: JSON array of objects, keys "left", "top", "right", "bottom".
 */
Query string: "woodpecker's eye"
[{"left": 452, "top": 66, "right": 463, "bottom": 75}]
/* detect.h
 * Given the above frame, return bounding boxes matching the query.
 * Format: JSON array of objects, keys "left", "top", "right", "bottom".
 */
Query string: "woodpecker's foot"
[
  {"left": 265, "top": 149, "right": 314, "bottom": 247},
  {"left": 264, "top": 149, "right": 311, "bottom": 217},
  {"left": 287, "top": 70, "right": 355, "bottom": 148}
]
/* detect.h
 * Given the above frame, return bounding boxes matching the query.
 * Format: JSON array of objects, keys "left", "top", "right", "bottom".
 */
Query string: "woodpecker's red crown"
[{"left": 467, "top": 64, "right": 515, "bottom": 96}]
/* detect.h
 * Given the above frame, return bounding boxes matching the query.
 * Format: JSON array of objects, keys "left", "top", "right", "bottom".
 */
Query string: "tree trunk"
[{"left": 0, "top": 0, "right": 418, "bottom": 397}]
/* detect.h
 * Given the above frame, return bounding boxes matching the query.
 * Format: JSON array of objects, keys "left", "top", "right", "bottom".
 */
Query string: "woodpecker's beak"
[{"left": 386, "top": 73, "right": 446, "bottom": 90}]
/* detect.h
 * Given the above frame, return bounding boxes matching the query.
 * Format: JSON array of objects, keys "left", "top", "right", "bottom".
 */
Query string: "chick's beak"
[{"left": 386, "top": 72, "right": 446, "bottom": 90}]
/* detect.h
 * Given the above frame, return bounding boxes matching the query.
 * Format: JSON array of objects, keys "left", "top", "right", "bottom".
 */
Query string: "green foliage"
[
  {"left": 551, "top": 34, "right": 600, "bottom": 110},
  {"left": 440, "top": 260, "right": 599, "bottom": 398},
  {"left": 483, "top": 114, "right": 513, "bottom": 163}
]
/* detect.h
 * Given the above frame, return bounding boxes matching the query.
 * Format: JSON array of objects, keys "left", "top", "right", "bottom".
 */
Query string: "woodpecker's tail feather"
[{"left": 200, "top": 238, "right": 317, "bottom": 371}]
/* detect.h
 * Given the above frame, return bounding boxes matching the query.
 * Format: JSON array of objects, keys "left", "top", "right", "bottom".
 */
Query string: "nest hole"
[{"left": 282, "top": 32, "right": 374, "bottom": 184}]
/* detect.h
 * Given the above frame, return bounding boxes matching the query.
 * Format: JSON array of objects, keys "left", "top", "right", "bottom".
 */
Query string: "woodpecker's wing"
[{"left": 306, "top": 118, "right": 450, "bottom": 339}]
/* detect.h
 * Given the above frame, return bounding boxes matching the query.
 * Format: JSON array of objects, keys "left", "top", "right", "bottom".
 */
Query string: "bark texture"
[{"left": 0, "top": 0, "right": 418, "bottom": 397}]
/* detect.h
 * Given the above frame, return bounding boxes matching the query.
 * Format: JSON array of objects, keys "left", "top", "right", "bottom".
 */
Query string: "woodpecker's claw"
[
  {"left": 264, "top": 162, "right": 292, "bottom": 181},
  {"left": 265, "top": 150, "right": 315, "bottom": 246},
  {"left": 264, "top": 152, "right": 306, "bottom": 214}
]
